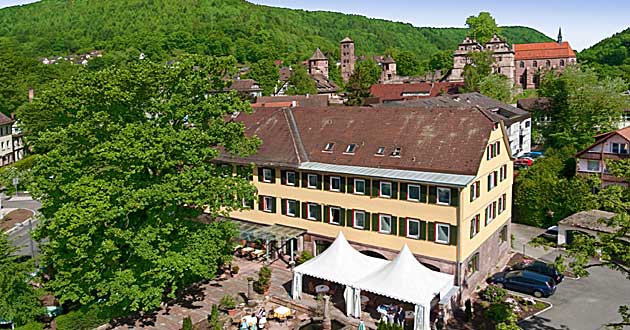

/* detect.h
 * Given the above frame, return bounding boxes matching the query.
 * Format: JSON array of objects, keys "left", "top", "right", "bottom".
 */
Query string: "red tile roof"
[
  {"left": 222, "top": 105, "right": 495, "bottom": 175},
  {"left": 253, "top": 95, "right": 329, "bottom": 108},
  {"left": 370, "top": 82, "right": 463, "bottom": 103},
  {"left": 0, "top": 112, "right": 14, "bottom": 126},
  {"left": 514, "top": 42, "right": 576, "bottom": 60}
]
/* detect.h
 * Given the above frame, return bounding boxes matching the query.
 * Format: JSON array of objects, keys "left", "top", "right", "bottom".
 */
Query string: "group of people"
[
  {"left": 239, "top": 307, "right": 267, "bottom": 330},
  {"left": 380, "top": 304, "right": 406, "bottom": 327}
]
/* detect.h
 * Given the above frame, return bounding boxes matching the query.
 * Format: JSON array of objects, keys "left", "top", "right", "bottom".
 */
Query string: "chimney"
[{"left": 28, "top": 87, "right": 34, "bottom": 103}]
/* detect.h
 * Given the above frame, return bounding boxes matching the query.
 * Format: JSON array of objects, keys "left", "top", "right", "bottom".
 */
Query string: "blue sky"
[{"left": 1, "top": 0, "right": 628, "bottom": 50}]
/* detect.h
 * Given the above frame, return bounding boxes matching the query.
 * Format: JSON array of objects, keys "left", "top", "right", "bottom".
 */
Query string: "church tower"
[
  {"left": 308, "top": 48, "right": 329, "bottom": 78},
  {"left": 557, "top": 27, "right": 563, "bottom": 44},
  {"left": 340, "top": 37, "right": 355, "bottom": 82}
]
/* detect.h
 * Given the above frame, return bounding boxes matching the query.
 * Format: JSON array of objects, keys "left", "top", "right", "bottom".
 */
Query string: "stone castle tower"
[
  {"left": 308, "top": 48, "right": 329, "bottom": 78},
  {"left": 449, "top": 34, "right": 515, "bottom": 83},
  {"left": 340, "top": 37, "right": 355, "bottom": 82}
]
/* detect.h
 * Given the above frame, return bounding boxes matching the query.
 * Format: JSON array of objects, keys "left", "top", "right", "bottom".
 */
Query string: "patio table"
[
  {"left": 251, "top": 249, "right": 265, "bottom": 259},
  {"left": 315, "top": 284, "right": 330, "bottom": 294},
  {"left": 273, "top": 306, "right": 292, "bottom": 319},
  {"left": 241, "top": 247, "right": 254, "bottom": 257}
]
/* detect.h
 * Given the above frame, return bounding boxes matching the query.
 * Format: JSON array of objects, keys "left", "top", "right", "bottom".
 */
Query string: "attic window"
[
  {"left": 323, "top": 143, "right": 335, "bottom": 152},
  {"left": 391, "top": 147, "right": 401, "bottom": 157},
  {"left": 375, "top": 147, "right": 385, "bottom": 156},
  {"left": 344, "top": 144, "right": 357, "bottom": 154}
]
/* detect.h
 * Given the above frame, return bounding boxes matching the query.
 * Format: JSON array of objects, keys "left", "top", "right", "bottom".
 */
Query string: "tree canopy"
[
  {"left": 346, "top": 60, "right": 382, "bottom": 106},
  {"left": 466, "top": 12, "right": 501, "bottom": 44},
  {"left": 246, "top": 59, "right": 279, "bottom": 96},
  {"left": 286, "top": 65, "right": 317, "bottom": 96},
  {"left": 579, "top": 27, "right": 630, "bottom": 88},
  {"left": 18, "top": 55, "right": 260, "bottom": 314}
]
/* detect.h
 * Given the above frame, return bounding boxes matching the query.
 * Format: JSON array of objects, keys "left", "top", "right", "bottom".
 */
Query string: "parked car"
[
  {"left": 515, "top": 158, "right": 533, "bottom": 167},
  {"left": 522, "top": 151, "right": 544, "bottom": 159},
  {"left": 488, "top": 270, "right": 557, "bottom": 297},
  {"left": 541, "top": 225, "right": 559, "bottom": 242},
  {"left": 511, "top": 260, "right": 564, "bottom": 284}
]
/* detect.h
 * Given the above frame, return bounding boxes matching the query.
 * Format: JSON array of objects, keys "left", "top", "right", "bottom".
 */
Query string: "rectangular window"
[
  {"left": 407, "top": 219, "right": 420, "bottom": 239},
  {"left": 375, "top": 147, "right": 385, "bottom": 156},
  {"left": 380, "top": 181, "right": 392, "bottom": 198},
  {"left": 262, "top": 168, "right": 273, "bottom": 183},
  {"left": 345, "top": 143, "right": 357, "bottom": 154},
  {"left": 323, "top": 142, "right": 335, "bottom": 152},
  {"left": 470, "top": 181, "right": 480, "bottom": 201},
  {"left": 263, "top": 196, "right": 273, "bottom": 212},
  {"left": 286, "top": 171, "right": 296, "bottom": 186},
  {"left": 500, "top": 225, "right": 508, "bottom": 243},
  {"left": 498, "top": 195, "right": 504, "bottom": 215},
  {"left": 307, "top": 174, "right": 318, "bottom": 188},
  {"left": 486, "top": 204, "right": 495, "bottom": 224},
  {"left": 611, "top": 143, "right": 628, "bottom": 154},
  {"left": 330, "top": 176, "right": 341, "bottom": 192},
  {"left": 435, "top": 223, "right": 450, "bottom": 244},
  {"left": 467, "top": 253, "right": 479, "bottom": 275},
  {"left": 286, "top": 200, "right": 297, "bottom": 217},
  {"left": 437, "top": 187, "right": 451, "bottom": 205},
  {"left": 242, "top": 198, "right": 252, "bottom": 209},
  {"left": 407, "top": 185, "right": 421, "bottom": 201},
  {"left": 470, "top": 215, "right": 480, "bottom": 238},
  {"left": 379, "top": 214, "right": 392, "bottom": 234},
  {"left": 307, "top": 203, "right": 318, "bottom": 220},
  {"left": 587, "top": 160, "right": 600, "bottom": 172},
  {"left": 329, "top": 207, "right": 341, "bottom": 225},
  {"left": 353, "top": 210, "right": 366, "bottom": 229},
  {"left": 354, "top": 179, "right": 366, "bottom": 195}
]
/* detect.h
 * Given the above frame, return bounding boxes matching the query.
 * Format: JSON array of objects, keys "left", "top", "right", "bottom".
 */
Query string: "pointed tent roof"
[
  {"left": 354, "top": 245, "right": 454, "bottom": 305},
  {"left": 293, "top": 232, "right": 388, "bottom": 286},
  {"left": 309, "top": 48, "right": 327, "bottom": 61},
  {"left": 382, "top": 55, "right": 395, "bottom": 64},
  {"left": 341, "top": 37, "right": 354, "bottom": 43}
]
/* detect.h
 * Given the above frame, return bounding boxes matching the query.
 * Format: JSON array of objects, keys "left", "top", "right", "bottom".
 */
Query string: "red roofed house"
[
  {"left": 575, "top": 126, "right": 630, "bottom": 188},
  {"left": 514, "top": 29, "right": 577, "bottom": 89},
  {"left": 369, "top": 82, "right": 464, "bottom": 103}
]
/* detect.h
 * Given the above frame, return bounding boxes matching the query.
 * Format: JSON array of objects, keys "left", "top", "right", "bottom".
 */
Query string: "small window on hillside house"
[
  {"left": 380, "top": 181, "right": 393, "bottom": 198},
  {"left": 307, "top": 203, "right": 318, "bottom": 220},
  {"left": 587, "top": 160, "right": 600, "bottom": 172},
  {"left": 379, "top": 214, "right": 392, "bottom": 234},
  {"left": 286, "top": 200, "right": 297, "bottom": 217},
  {"left": 435, "top": 223, "right": 450, "bottom": 244},
  {"left": 329, "top": 207, "right": 341, "bottom": 225},
  {"left": 263, "top": 196, "right": 273, "bottom": 212},
  {"left": 323, "top": 143, "right": 335, "bottom": 152},
  {"left": 519, "top": 61, "right": 525, "bottom": 68},
  {"left": 470, "top": 215, "right": 480, "bottom": 238},
  {"left": 330, "top": 176, "right": 341, "bottom": 192},
  {"left": 375, "top": 147, "right": 385, "bottom": 156},
  {"left": 345, "top": 144, "right": 357, "bottom": 154},
  {"left": 286, "top": 171, "right": 296, "bottom": 186},
  {"left": 560, "top": 59, "right": 565, "bottom": 67},
  {"left": 353, "top": 210, "right": 366, "bottom": 229},
  {"left": 307, "top": 174, "right": 318, "bottom": 188},
  {"left": 354, "top": 179, "right": 366, "bottom": 194},
  {"left": 437, "top": 187, "right": 451, "bottom": 205},
  {"left": 262, "top": 168, "right": 273, "bottom": 183},
  {"left": 467, "top": 253, "right": 479, "bottom": 275},
  {"left": 407, "top": 185, "right": 421, "bottom": 201},
  {"left": 533, "top": 60, "right": 538, "bottom": 67},
  {"left": 407, "top": 219, "right": 420, "bottom": 239}
]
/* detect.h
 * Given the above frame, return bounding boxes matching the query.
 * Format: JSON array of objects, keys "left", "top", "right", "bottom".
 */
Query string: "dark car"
[
  {"left": 541, "top": 225, "right": 559, "bottom": 242},
  {"left": 488, "top": 270, "right": 557, "bottom": 298},
  {"left": 511, "top": 260, "right": 564, "bottom": 284}
]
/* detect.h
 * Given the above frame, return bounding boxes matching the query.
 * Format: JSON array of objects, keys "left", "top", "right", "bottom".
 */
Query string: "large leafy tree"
[
  {"left": 246, "top": 58, "right": 279, "bottom": 96},
  {"left": 17, "top": 55, "right": 260, "bottom": 314},
  {"left": 538, "top": 66, "right": 629, "bottom": 150},
  {"left": 461, "top": 51, "right": 495, "bottom": 93},
  {"left": 465, "top": 12, "right": 501, "bottom": 44},
  {"left": 0, "top": 233, "right": 43, "bottom": 326},
  {"left": 346, "top": 59, "right": 381, "bottom": 106},
  {"left": 478, "top": 73, "right": 514, "bottom": 103},
  {"left": 286, "top": 65, "right": 317, "bottom": 95}
]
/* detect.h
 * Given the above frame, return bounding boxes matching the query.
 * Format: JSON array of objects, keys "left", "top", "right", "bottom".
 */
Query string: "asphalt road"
[{"left": 3, "top": 194, "right": 42, "bottom": 257}]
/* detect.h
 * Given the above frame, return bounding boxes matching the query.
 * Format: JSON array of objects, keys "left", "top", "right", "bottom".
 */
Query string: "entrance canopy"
[
  {"left": 355, "top": 244, "right": 454, "bottom": 306},
  {"left": 235, "top": 221, "right": 306, "bottom": 242},
  {"left": 293, "top": 232, "right": 388, "bottom": 286}
]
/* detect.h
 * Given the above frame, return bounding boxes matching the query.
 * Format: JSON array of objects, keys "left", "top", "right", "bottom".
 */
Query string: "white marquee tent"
[{"left": 292, "top": 233, "right": 456, "bottom": 330}]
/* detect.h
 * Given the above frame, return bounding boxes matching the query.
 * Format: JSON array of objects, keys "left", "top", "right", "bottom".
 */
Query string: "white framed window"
[
  {"left": 470, "top": 181, "right": 480, "bottom": 201},
  {"left": 437, "top": 187, "right": 451, "bottom": 205},
  {"left": 329, "top": 207, "right": 341, "bottom": 225},
  {"left": 611, "top": 143, "right": 629, "bottom": 154},
  {"left": 307, "top": 203, "right": 318, "bottom": 220},
  {"left": 499, "top": 194, "right": 507, "bottom": 214},
  {"left": 242, "top": 198, "right": 252, "bottom": 209},
  {"left": 470, "top": 215, "right": 480, "bottom": 238},
  {"left": 263, "top": 196, "right": 273, "bottom": 212},
  {"left": 435, "top": 223, "right": 450, "bottom": 244},
  {"left": 499, "top": 165, "right": 507, "bottom": 181},
  {"left": 407, "top": 185, "right": 421, "bottom": 201},
  {"left": 323, "top": 142, "right": 335, "bottom": 152},
  {"left": 330, "top": 176, "right": 341, "bottom": 192},
  {"left": 379, "top": 181, "right": 392, "bottom": 198},
  {"left": 407, "top": 218, "right": 420, "bottom": 239},
  {"left": 354, "top": 179, "right": 366, "bottom": 195},
  {"left": 375, "top": 147, "right": 385, "bottom": 156},
  {"left": 486, "top": 203, "right": 495, "bottom": 224},
  {"left": 286, "top": 200, "right": 297, "bottom": 217},
  {"left": 467, "top": 253, "right": 479, "bottom": 275},
  {"left": 262, "top": 168, "right": 272, "bottom": 183},
  {"left": 286, "top": 171, "right": 296, "bottom": 186},
  {"left": 353, "top": 210, "right": 366, "bottom": 229},
  {"left": 587, "top": 160, "right": 600, "bottom": 172},
  {"left": 379, "top": 214, "right": 392, "bottom": 234},
  {"left": 345, "top": 143, "right": 357, "bottom": 154},
  {"left": 307, "top": 174, "right": 318, "bottom": 188}
]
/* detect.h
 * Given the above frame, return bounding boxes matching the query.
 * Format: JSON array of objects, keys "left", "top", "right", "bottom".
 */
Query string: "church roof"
[
  {"left": 382, "top": 55, "right": 395, "bottom": 64},
  {"left": 309, "top": 48, "right": 327, "bottom": 61},
  {"left": 341, "top": 37, "right": 353, "bottom": 43},
  {"left": 514, "top": 42, "right": 576, "bottom": 60}
]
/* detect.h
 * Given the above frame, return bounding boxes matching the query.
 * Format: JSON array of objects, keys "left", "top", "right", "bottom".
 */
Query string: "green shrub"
[
  {"left": 376, "top": 321, "right": 403, "bottom": 330},
  {"left": 55, "top": 304, "right": 111, "bottom": 330},
  {"left": 481, "top": 285, "right": 507, "bottom": 303},
  {"left": 253, "top": 266, "right": 272, "bottom": 294},
  {"left": 219, "top": 295, "right": 236, "bottom": 310},
  {"left": 296, "top": 251, "right": 313, "bottom": 265},
  {"left": 15, "top": 321, "right": 44, "bottom": 330},
  {"left": 207, "top": 304, "right": 221, "bottom": 330},
  {"left": 484, "top": 303, "right": 514, "bottom": 324},
  {"left": 182, "top": 316, "right": 193, "bottom": 330}
]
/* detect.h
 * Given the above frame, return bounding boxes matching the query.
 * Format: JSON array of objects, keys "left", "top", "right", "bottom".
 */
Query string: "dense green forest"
[
  {"left": 0, "top": 0, "right": 551, "bottom": 63},
  {"left": 579, "top": 28, "right": 630, "bottom": 86}
]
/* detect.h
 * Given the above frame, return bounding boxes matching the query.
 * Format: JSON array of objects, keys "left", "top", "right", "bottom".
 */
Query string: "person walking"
[{"left": 397, "top": 306, "right": 405, "bottom": 327}]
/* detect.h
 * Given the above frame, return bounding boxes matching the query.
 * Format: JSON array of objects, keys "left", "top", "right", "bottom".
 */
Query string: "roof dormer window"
[
  {"left": 344, "top": 144, "right": 357, "bottom": 154},
  {"left": 391, "top": 147, "right": 401, "bottom": 157},
  {"left": 375, "top": 147, "right": 385, "bottom": 156},
  {"left": 323, "top": 142, "right": 335, "bottom": 152}
]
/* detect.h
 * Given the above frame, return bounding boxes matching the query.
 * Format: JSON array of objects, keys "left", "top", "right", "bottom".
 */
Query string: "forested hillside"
[
  {"left": 0, "top": 0, "right": 550, "bottom": 64},
  {"left": 579, "top": 28, "right": 630, "bottom": 86}
]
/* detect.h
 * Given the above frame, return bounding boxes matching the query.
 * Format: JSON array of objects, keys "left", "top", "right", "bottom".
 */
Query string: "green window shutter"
[
  {"left": 371, "top": 213, "right": 379, "bottom": 232},
  {"left": 420, "top": 221, "right": 427, "bottom": 240},
  {"left": 451, "top": 188, "right": 459, "bottom": 207},
  {"left": 295, "top": 171, "right": 301, "bottom": 187},
  {"left": 301, "top": 202, "right": 307, "bottom": 219},
  {"left": 365, "top": 179, "right": 371, "bottom": 196},
  {"left": 428, "top": 186, "right": 437, "bottom": 203},
  {"left": 316, "top": 204, "right": 322, "bottom": 221},
  {"left": 339, "top": 208, "right": 346, "bottom": 226},
  {"left": 348, "top": 177, "right": 355, "bottom": 193},
  {"left": 301, "top": 173, "right": 308, "bottom": 188},
  {"left": 391, "top": 216, "right": 398, "bottom": 235},
  {"left": 294, "top": 200, "right": 301, "bottom": 218},
  {"left": 420, "top": 185, "right": 427, "bottom": 203},
  {"left": 258, "top": 196, "right": 264, "bottom": 211},
  {"left": 427, "top": 222, "right": 435, "bottom": 241},
  {"left": 281, "top": 170, "right": 287, "bottom": 185},
  {"left": 391, "top": 182, "right": 399, "bottom": 199},
  {"left": 470, "top": 186, "right": 474, "bottom": 202},
  {"left": 364, "top": 212, "right": 371, "bottom": 230},
  {"left": 324, "top": 175, "right": 331, "bottom": 191},
  {"left": 324, "top": 205, "right": 330, "bottom": 223},
  {"left": 340, "top": 177, "right": 346, "bottom": 193},
  {"left": 485, "top": 209, "right": 488, "bottom": 226},
  {"left": 399, "top": 183, "right": 408, "bottom": 200},
  {"left": 316, "top": 175, "right": 323, "bottom": 190},
  {"left": 398, "top": 218, "right": 406, "bottom": 237},
  {"left": 257, "top": 167, "right": 264, "bottom": 182},
  {"left": 449, "top": 225, "right": 458, "bottom": 245},
  {"left": 281, "top": 198, "right": 287, "bottom": 215},
  {"left": 271, "top": 197, "right": 277, "bottom": 213},
  {"left": 270, "top": 169, "right": 276, "bottom": 184},
  {"left": 345, "top": 209, "right": 353, "bottom": 227},
  {"left": 371, "top": 180, "right": 380, "bottom": 197}
]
